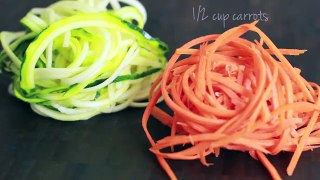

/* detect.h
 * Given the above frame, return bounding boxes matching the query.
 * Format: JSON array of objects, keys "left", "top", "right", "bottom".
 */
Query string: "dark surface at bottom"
[{"left": 1, "top": 76, "right": 320, "bottom": 180}]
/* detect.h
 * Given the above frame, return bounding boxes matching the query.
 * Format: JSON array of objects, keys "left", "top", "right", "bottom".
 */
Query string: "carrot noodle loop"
[{"left": 142, "top": 21, "right": 320, "bottom": 180}]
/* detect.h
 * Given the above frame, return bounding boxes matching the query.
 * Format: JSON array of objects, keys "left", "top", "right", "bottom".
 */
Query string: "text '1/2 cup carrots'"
[{"left": 142, "top": 21, "right": 320, "bottom": 180}]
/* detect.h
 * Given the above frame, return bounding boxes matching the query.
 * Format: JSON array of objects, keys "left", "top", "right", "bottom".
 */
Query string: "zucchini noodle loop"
[{"left": 0, "top": 0, "right": 168, "bottom": 121}]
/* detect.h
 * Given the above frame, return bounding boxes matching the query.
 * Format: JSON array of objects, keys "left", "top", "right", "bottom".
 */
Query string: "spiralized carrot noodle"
[{"left": 142, "top": 21, "right": 320, "bottom": 180}]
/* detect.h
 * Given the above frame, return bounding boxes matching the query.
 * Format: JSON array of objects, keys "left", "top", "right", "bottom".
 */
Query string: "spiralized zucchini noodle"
[{"left": 0, "top": 0, "right": 168, "bottom": 121}]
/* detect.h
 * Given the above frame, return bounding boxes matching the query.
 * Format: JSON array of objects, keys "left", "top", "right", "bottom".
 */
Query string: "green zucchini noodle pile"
[{"left": 0, "top": 0, "right": 168, "bottom": 121}]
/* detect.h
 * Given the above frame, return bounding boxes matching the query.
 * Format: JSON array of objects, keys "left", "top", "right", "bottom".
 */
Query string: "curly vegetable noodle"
[
  {"left": 142, "top": 21, "right": 320, "bottom": 180},
  {"left": 0, "top": 0, "right": 168, "bottom": 121}
]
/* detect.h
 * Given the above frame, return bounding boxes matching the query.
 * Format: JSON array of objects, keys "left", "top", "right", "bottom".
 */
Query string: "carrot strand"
[{"left": 142, "top": 22, "right": 320, "bottom": 179}]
